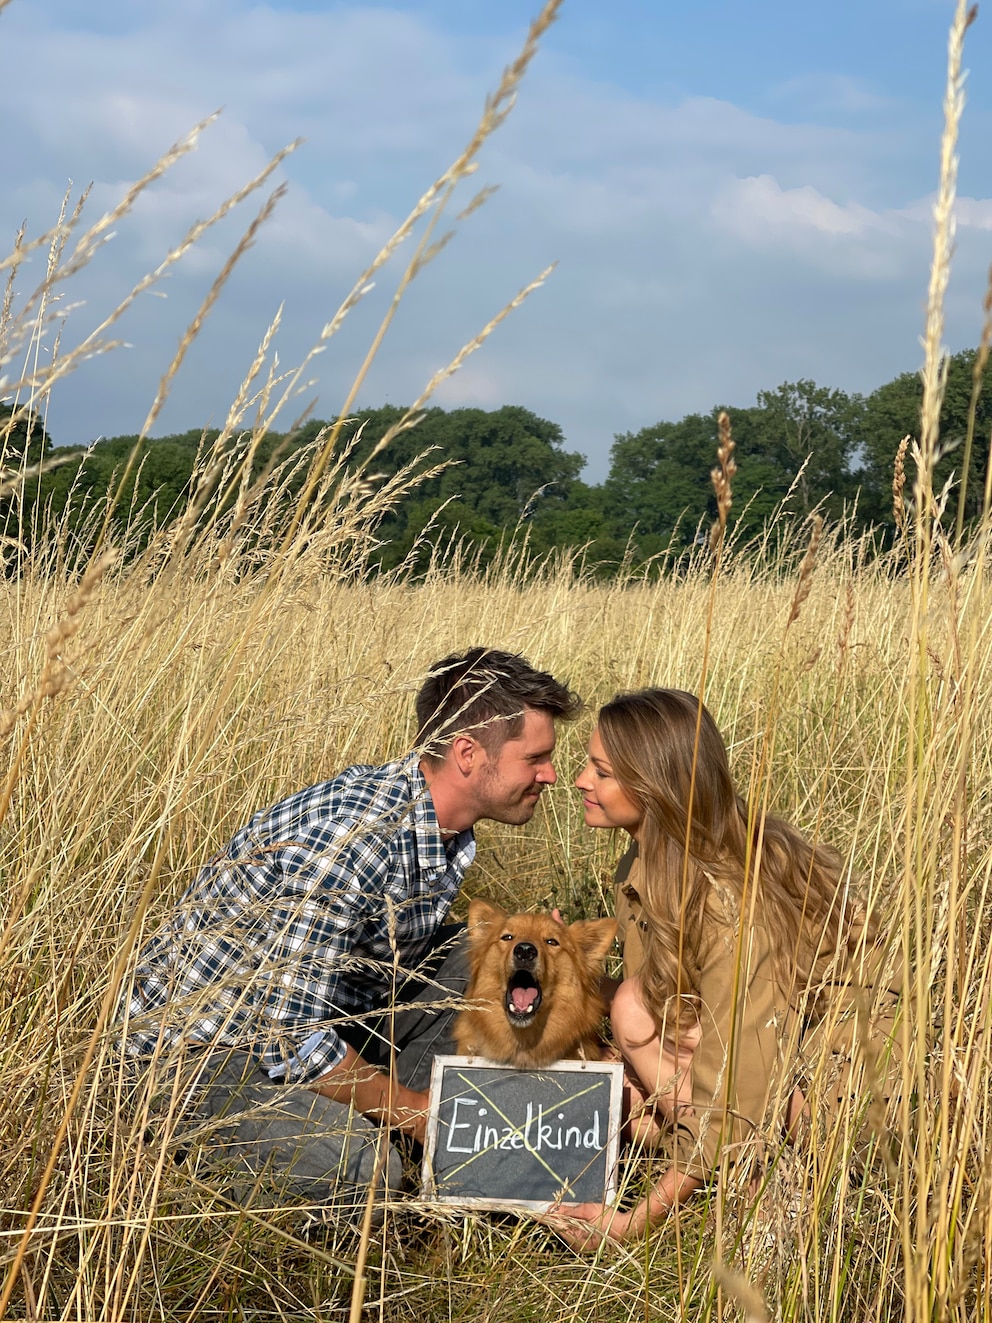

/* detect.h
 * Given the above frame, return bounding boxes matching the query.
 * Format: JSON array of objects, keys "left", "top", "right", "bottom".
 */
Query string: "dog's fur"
[{"left": 454, "top": 898, "right": 618, "bottom": 1068}]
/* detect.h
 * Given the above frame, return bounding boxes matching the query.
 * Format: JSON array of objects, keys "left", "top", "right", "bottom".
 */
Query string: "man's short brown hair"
[{"left": 415, "top": 647, "right": 581, "bottom": 761}]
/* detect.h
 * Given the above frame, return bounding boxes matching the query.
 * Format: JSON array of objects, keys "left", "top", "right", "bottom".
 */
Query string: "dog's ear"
[
  {"left": 466, "top": 897, "right": 506, "bottom": 944},
  {"left": 568, "top": 917, "right": 618, "bottom": 970}
]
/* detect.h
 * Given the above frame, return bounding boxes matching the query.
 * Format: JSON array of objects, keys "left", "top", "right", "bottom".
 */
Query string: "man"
[{"left": 122, "top": 647, "right": 580, "bottom": 1215}]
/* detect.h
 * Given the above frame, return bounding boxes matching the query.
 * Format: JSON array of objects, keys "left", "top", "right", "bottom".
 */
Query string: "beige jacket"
[{"left": 614, "top": 843, "right": 904, "bottom": 1180}]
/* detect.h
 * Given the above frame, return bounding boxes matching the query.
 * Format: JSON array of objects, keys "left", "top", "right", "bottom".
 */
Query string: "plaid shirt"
[{"left": 122, "top": 756, "right": 476, "bottom": 1082}]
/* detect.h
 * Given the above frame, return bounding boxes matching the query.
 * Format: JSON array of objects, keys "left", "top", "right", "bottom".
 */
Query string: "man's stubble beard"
[{"left": 475, "top": 764, "right": 541, "bottom": 827}]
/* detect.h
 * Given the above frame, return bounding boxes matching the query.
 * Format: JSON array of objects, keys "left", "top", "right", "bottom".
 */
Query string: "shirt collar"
[{"left": 403, "top": 755, "right": 474, "bottom": 877}]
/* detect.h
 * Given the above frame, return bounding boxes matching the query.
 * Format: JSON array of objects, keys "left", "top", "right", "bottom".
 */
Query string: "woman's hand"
[
  {"left": 544, "top": 1167, "right": 704, "bottom": 1251},
  {"left": 542, "top": 1201, "right": 638, "bottom": 1251}
]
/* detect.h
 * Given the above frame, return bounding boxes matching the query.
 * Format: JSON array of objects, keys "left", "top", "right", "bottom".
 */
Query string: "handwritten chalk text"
[{"left": 443, "top": 1097, "right": 602, "bottom": 1155}]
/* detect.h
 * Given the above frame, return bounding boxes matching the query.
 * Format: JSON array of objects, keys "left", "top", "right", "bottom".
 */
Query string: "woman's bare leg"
[{"left": 786, "top": 1086, "right": 808, "bottom": 1137}]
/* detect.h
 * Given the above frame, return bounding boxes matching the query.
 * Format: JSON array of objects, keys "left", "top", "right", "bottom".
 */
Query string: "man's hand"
[{"left": 311, "top": 1045, "right": 430, "bottom": 1144}]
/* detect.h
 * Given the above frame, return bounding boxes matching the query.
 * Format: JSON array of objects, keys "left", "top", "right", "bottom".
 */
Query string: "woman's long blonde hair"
[{"left": 599, "top": 689, "right": 853, "bottom": 1034}]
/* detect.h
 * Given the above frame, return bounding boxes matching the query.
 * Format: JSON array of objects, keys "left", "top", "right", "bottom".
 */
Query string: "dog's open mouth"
[{"left": 505, "top": 971, "right": 542, "bottom": 1024}]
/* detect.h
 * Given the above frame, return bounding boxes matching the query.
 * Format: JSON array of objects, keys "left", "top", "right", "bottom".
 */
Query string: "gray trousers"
[{"left": 148, "top": 927, "right": 468, "bottom": 1215}]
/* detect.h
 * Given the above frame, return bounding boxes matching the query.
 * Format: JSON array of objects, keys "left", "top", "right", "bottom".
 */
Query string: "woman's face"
[{"left": 575, "top": 727, "right": 643, "bottom": 836}]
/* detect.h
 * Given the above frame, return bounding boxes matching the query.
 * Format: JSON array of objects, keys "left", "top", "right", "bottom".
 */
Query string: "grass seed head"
[
  {"left": 709, "top": 409, "right": 737, "bottom": 554},
  {"left": 786, "top": 513, "right": 823, "bottom": 627},
  {"left": 892, "top": 434, "right": 910, "bottom": 534}
]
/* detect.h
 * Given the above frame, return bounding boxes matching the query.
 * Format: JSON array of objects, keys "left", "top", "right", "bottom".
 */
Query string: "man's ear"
[{"left": 450, "top": 733, "right": 482, "bottom": 777}]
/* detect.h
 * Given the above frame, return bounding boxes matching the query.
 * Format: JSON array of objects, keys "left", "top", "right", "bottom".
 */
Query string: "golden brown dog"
[{"left": 454, "top": 898, "right": 618, "bottom": 1068}]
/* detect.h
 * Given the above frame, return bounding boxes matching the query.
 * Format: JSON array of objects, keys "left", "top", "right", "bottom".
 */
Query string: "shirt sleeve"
[
  {"left": 191, "top": 821, "right": 396, "bottom": 1084},
  {"left": 797, "top": 912, "right": 908, "bottom": 1114},
  {"left": 670, "top": 917, "right": 783, "bottom": 1180},
  {"left": 613, "top": 844, "right": 648, "bottom": 980},
  {"left": 275, "top": 823, "right": 404, "bottom": 1082}
]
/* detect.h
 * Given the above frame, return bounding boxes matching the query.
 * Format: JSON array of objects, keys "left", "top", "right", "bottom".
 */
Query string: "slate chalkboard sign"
[{"left": 421, "top": 1056, "right": 624, "bottom": 1211}]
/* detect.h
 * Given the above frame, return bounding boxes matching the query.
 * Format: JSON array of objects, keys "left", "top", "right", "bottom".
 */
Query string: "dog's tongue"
[{"left": 511, "top": 985, "right": 539, "bottom": 1013}]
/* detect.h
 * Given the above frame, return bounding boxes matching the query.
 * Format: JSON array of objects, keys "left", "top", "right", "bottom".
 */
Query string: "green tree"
[
  {"left": 328, "top": 404, "right": 588, "bottom": 571},
  {"left": 30, "top": 430, "right": 207, "bottom": 560},
  {"left": 527, "top": 479, "right": 627, "bottom": 571},
  {"left": 602, "top": 412, "right": 718, "bottom": 556},
  {"left": 751, "top": 380, "right": 864, "bottom": 519},
  {"left": 854, "top": 349, "right": 992, "bottom": 530},
  {"left": 1, "top": 404, "right": 56, "bottom": 563},
  {"left": 601, "top": 384, "right": 865, "bottom": 562},
  {"left": 0, "top": 403, "right": 53, "bottom": 469}
]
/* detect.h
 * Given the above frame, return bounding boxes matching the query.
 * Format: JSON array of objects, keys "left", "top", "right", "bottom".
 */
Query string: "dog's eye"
[
  {"left": 545, "top": 937, "right": 560, "bottom": 947},
  {"left": 500, "top": 932, "right": 513, "bottom": 942}
]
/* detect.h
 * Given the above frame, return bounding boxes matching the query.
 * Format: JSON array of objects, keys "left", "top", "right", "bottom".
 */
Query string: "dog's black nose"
[{"left": 513, "top": 941, "right": 538, "bottom": 966}]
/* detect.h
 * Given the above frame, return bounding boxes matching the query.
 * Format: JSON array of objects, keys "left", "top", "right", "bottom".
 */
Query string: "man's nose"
[{"left": 537, "top": 760, "right": 557, "bottom": 785}]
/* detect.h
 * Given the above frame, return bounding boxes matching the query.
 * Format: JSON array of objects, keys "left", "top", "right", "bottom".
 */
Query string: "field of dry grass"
[
  {"left": 3, "top": 1, "right": 992, "bottom": 1317},
  {"left": 2, "top": 516, "right": 991, "bottom": 1323}
]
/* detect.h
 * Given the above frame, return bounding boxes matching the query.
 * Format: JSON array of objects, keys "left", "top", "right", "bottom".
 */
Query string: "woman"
[{"left": 551, "top": 688, "right": 902, "bottom": 1249}]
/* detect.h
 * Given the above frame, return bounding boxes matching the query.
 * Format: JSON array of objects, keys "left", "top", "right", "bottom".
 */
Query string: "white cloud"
[
  {"left": 766, "top": 72, "right": 896, "bottom": 116},
  {"left": 952, "top": 196, "right": 992, "bottom": 230},
  {"left": 715, "top": 175, "right": 892, "bottom": 242},
  {"left": 433, "top": 364, "right": 508, "bottom": 409}
]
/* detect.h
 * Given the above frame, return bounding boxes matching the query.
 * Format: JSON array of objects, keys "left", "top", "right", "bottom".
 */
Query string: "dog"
[{"left": 454, "top": 898, "right": 618, "bottom": 1068}]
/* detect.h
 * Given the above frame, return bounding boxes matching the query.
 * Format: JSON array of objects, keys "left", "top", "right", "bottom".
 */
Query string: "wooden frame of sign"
[{"left": 421, "top": 1055, "right": 625, "bottom": 1212}]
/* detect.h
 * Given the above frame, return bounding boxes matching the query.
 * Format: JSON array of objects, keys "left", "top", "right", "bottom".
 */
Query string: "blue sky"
[{"left": 2, "top": 0, "right": 990, "bottom": 479}]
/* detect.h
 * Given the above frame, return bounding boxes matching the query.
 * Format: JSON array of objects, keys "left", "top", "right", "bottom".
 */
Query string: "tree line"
[{"left": 3, "top": 348, "right": 991, "bottom": 574}]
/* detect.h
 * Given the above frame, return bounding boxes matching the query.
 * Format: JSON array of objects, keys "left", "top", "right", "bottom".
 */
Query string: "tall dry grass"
[{"left": 3, "top": 1, "right": 992, "bottom": 1319}]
